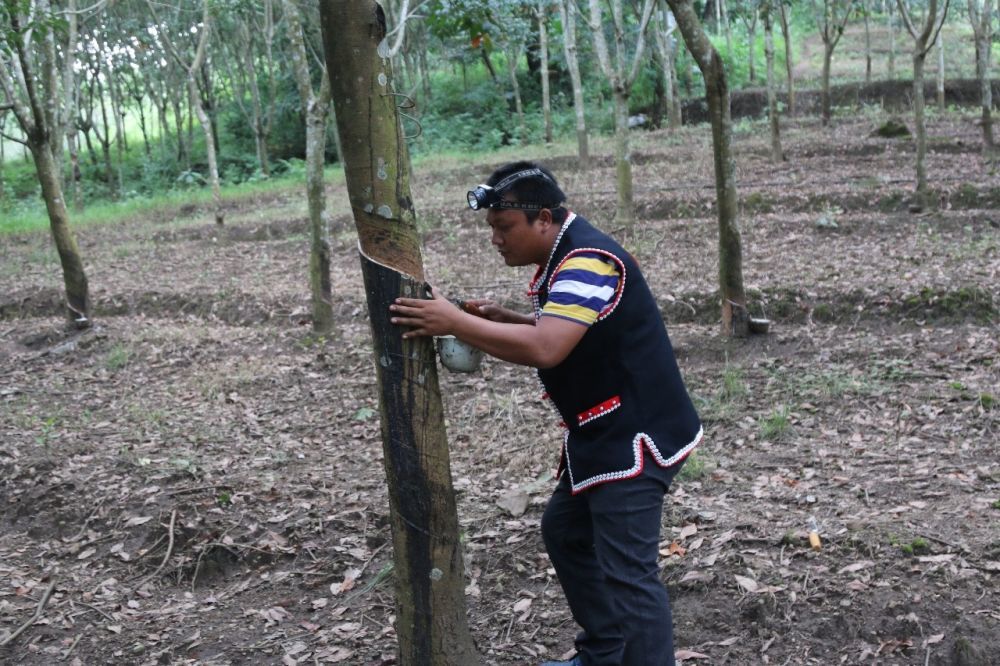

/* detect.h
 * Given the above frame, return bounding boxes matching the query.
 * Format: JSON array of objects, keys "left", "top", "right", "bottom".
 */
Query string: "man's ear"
[{"left": 536, "top": 207, "right": 554, "bottom": 229}]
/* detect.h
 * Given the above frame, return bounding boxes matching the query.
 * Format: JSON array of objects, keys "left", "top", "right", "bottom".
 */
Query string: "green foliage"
[
  {"left": 106, "top": 344, "right": 131, "bottom": 371},
  {"left": 900, "top": 536, "right": 929, "bottom": 556},
  {"left": 759, "top": 405, "right": 791, "bottom": 440},
  {"left": 677, "top": 450, "right": 713, "bottom": 482}
]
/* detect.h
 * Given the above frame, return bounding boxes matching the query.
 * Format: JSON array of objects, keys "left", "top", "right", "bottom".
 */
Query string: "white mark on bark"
[
  {"left": 377, "top": 158, "right": 388, "bottom": 180},
  {"left": 364, "top": 203, "right": 374, "bottom": 213},
  {"left": 377, "top": 38, "right": 391, "bottom": 60},
  {"left": 429, "top": 568, "right": 443, "bottom": 581},
  {"left": 376, "top": 204, "right": 393, "bottom": 218},
  {"left": 380, "top": 353, "right": 391, "bottom": 368},
  {"left": 378, "top": 72, "right": 388, "bottom": 87}
]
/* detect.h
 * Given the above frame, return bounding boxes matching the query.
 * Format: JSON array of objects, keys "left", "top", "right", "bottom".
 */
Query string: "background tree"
[
  {"left": 810, "top": 0, "right": 854, "bottom": 126},
  {"left": 778, "top": 1, "right": 795, "bottom": 113},
  {"left": 667, "top": 0, "right": 751, "bottom": 337},
  {"left": 284, "top": 0, "right": 334, "bottom": 334},
  {"left": 558, "top": 0, "right": 589, "bottom": 163},
  {"left": 896, "top": 0, "right": 950, "bottom": 209},
  {"left": 860, "top": 0, "right": 872, "bottom": 83},
  {"left": 652, "top": 0, "right": 682, "bottom": 129},
  {"left": 1, "top": 0, "right": 91, "bottom": 327},
  {"left": 319, "top": 1, "right": 479, "bottom": 664},
  {"left": 968, "top": 0, "right": 994, "bottom": 151},
  {"left": 587, "top": 0, "right": 655, "bottom": 232},
  {"left": 762, "top": 0, "right": 783, "bottom": 161},
  {"left": 148, "top": 0, "right": 225, "bottom": 225},
  {"left": 535, "top": 0, "right": 553, "bottom": 143},
  {"left": 219, "top": 0, "right": 278, "bottom": 178},
  {"left": 887, "top": 0, "right": 897, "bottom": 77},
  {"left": 735, "top": 0, "right": 759, "bottom": 84}
]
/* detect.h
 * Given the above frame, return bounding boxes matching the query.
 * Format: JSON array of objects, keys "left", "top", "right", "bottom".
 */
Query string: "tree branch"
[{"left": 895, "top": 0, "right": 919, "bottom": 38}]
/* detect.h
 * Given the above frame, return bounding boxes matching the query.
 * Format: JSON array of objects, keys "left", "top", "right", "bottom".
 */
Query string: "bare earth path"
[{"left": 1, "top": 112, "right": 998, "bottom": 665}]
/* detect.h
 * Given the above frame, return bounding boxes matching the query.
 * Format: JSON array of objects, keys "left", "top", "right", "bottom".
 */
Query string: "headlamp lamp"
[{"left": 466, "top": 168, "right": 557, "bottom": 211}]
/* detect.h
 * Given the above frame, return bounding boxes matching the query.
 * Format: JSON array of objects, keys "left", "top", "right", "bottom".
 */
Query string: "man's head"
[{"left": 469, "top": 161, "right": 568, "bottom": 267}]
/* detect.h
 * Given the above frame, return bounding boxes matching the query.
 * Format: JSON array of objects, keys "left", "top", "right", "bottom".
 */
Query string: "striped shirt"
[{"left": 541, "top": 253, "right": 621, "bottom": 326}]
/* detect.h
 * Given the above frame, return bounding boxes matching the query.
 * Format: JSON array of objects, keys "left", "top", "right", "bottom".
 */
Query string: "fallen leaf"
[
  {"left": 675, "top": 649, "right": 710, "bottom": 660},
  {"left": 838, "top": 560, "right": 875, "bottom": 574},
  {"left": 679, "top": 523, "right": 698, "bottom": 539},
  {"left": 330, "top": 568, "right": 360, "bottom": 596},
  {"left": 734, "top": 575, "right": 758, "bottom": 593}
]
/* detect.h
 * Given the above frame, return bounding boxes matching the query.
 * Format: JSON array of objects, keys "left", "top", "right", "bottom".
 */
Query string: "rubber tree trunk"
[
  {"left": 936, "top": 31, "right": 946, "bottom": 111},
  {"left": 667, "top": 0, "right": 750, "bottom": 337},
  {"left": 283, "top": 0, "right": 334, "bottom": 333},
  {"left": 747, "top": 13, "right": 757, "bottom": 84},
  {"left": 318, "top": 3, "right": 478, "bottom": 664},
  {"left": 559, "top": 0, "right": 589, "bottom": 164},
  {"left": 888, "top": 0, "right": 897, "bottom": 78},
  {"left": 821, "top": 45, "right": 833, "bottom": 125},
  {"left": 188, "top": 1, "right": 224, "bottom": 225},
  {"left": 968, "top": 0, "right": 995, "bottom": 151},
  {"left": 537, "top": 4, "right": 553, "bottom": 144},
  {"left": 863, "top": 0, "right": 873, "bottom": 84},
  {"left": 913, "top": 51, "right": 929, "bottom": 205},
  {"left": 588, "top": 0, "right": 655, "bottom": 233},
  {"left": 0, "top": 5, "right": 91, "bottom": 328},
  {"left": 764, "top": 7, "right": 783, "bottom": 162},
  {"left": 655, "top": 0, "right": 682, "bottom": 130},
  {"left": 779, "top": 4, "right": 795, "bottom": 114},
  {"left": 506, "top": 40, "right": 528, "bottom": 144}
]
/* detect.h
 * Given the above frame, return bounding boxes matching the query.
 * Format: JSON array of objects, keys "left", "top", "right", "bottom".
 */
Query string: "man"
[{"left": 389, "top": 162, "right": 702, "bottom": 666}]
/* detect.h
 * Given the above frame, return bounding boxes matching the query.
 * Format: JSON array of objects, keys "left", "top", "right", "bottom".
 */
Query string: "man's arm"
[{"left": 389, "top": 289, "right": 586, "bottom": 369}]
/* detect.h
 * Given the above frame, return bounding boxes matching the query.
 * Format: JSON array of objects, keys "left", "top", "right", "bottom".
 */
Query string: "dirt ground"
[{"left": 1, "top": 111, "right": 998, "bottom": 666}]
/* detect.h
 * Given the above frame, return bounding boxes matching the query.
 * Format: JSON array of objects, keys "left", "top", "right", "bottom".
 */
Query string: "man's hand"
[
  {"left": 389, "top": 287, "right": 462, "bottom": 339},
  {"left": 463, "top": 299, "right": 535, "bottom": 325}
]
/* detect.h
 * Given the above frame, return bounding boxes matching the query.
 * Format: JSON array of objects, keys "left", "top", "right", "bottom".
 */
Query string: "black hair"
[{"left": 486, "top": 161, "right": 568, "bottom": 224}]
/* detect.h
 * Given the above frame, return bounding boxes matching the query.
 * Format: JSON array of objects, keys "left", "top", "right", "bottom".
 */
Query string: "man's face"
[{"left": 486, "top": 207, "right": 550, "bottom": 267}]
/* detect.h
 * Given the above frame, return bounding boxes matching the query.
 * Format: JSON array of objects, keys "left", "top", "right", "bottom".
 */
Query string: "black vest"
[{"left": 532, "top": 214, "right": 702, "bottom": 494}]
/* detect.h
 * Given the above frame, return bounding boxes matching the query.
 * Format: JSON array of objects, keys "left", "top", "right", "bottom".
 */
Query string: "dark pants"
[{"left": 541, "top": 454, "right": 677, "bottom": 666}]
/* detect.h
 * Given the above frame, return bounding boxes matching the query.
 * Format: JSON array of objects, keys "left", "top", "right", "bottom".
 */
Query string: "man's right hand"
[{"left": 463, "top": 299, "right": 534, "bottom": 326}]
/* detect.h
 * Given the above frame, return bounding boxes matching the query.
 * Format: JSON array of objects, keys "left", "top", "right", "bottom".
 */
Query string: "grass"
[
  {"left": 759, "top": 405, "right": 792, "bottom": 441},
  {"left": 0, "top": 164, "right": 347, "bottom": 236}
]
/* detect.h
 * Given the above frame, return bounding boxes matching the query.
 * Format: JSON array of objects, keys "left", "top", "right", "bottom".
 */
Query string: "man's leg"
[
  {"left": 542, "top": 475, "right": 625, "bottom": 665},
  {"left": 588, "top": 467, "right": 675, "bottom": 666}
]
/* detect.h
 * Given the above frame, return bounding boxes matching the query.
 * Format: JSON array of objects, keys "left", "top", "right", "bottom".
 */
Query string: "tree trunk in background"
[
  {"left": 588, "top": 0, "right": 656, "bottom": 233},
  {"left": 968, "top": 0, "right": 995, "bottom": 150},
  {"left": 821, "top": 45, "right": 833, "bottom": 125},
  {"left": 779, "top": 3, "right": 795, "bottom": 114},
  {"left": 896, "top": 0, "right": 948, "bottom": 209},
  {"left": 559, "top": 0, "right": 589, "bottom": 164},
  {"left": 0, "top": 8, "right": 91, "bottom": 328},
  {"left": 654, "top": 0, "right": 681, "bottom": 130},
  {"left": 888, "top": 0, "right": 897, "bottom": 78},
  {"left": 283, "top": 0, "right": 334, "bottom": 334},
  {"left": 536, "top": 3, "right": 553, "bottom": 144},
  {"left": 913, "top": 51, "right": 928, "bottom": 203},
  {"left": 61, "top": 0, "right": 82, "bottom": 212},
  {"left": 936, "top": 30, "right": 945, "bottom": 111},
  {"left": 319, "top": 2, "right": 479, "bottom": 664},
  {"left": 746, "top": 11, "right": 758, "bottom": 84},
  {"left": 186, "top": 0, "right": 224, "bottom": 224},
  {"left": 667, "top": 0, "right": 751, "bottom": 337},
  {"left": 505, "top": 40, "right": 528, "bottom": 144},
  {"left": 721, "top": 0, "right": 733, "bottom": 56},
  {"left": 863, "top": 0, "right": 873, "bottom": 84},
  {"left": 764, "top": 5, "right": 783, "bottom": 162}
]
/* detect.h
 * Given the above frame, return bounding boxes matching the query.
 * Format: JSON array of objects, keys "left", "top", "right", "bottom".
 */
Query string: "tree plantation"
[{"left": 2, "top": 1, "right": 998, "bottom": 665}]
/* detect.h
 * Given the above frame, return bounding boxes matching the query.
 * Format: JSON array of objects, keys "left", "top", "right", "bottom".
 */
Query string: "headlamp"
[
  {"left": 465, "top": 168, "right": 558, "bottom": 211},
  {"left": 467, "top": 184, "right": 496, "bottom": 211}
]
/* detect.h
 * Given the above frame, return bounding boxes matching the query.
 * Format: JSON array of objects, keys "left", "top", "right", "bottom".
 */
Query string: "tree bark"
[
  {"left": 559, "top": 0, "right": 589, "bottom": 164},
  {"left": 667, "top": 0, "right": 750, "bottom": 337},
  {"left": 821, "top": 44, "right": 833, "bottom": 125},
  {"left": 779, "top": 3, "right": 795, "bottom": 114},
  {"left": 888, "top": 0, "right": 897, "bottom": 78},
  {"left": 0, "top": 5, "right": 91, "bottom": 328},
  {"left": 936, "top": 30, "right": 945, "bottom": 111},
  {"left": 897, "top": 0, "right": 949, "bottom": 208},
  {"left": 588, "top": 0, "right": 656, "bottom": 232},
  {"left": 536, "top": 3, "right": 553, "bottom": 144},
  {"left": 505, "top": 40, "right": 528, "bottom": 144},
  {"left": 863, "top": 0, "right": 872, "bottom": 84},
  {"left": 654, "top": 0, "right": 682, "bottom": 129},
  {"left": 968, "top": 0, "right": 995, "bottom": 149},
  {"left": 319, "top": 2, "right": 478, "bottom": 664},
  {"left": 283, "top": 0, "right": 334, "bottom": 334},
  {"left": 764, "top": 5, "right": 783, "bottom": 162}
]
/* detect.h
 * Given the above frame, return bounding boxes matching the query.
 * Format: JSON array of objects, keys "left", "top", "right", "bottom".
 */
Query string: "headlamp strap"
[{"left": 492, "top": 168, "right": 552, "bottom": 193}]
